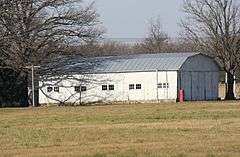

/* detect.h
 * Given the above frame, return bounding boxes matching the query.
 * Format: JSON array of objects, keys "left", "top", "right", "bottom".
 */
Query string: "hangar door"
[{"left": 180, "top": 72, "right": 219, "bottom": 101}]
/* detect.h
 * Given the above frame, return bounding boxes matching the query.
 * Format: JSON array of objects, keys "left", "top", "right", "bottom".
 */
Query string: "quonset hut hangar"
[{"left": 39, "top": 53, "right": 220, "bottom": 104}]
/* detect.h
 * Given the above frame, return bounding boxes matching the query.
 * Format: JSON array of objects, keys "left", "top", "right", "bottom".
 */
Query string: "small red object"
[{"left": 179, "top": 89, "right": 184, "bottom": 103}]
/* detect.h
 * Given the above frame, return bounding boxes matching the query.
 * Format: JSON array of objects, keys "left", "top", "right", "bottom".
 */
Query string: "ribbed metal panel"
[{"left": 46, "top": 53, "right": 200, "bottom": 74}]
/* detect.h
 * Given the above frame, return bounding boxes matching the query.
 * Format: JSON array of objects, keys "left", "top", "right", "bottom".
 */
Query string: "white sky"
[{"left": 86, "top": 0, "right": 185, "bottom": 38}]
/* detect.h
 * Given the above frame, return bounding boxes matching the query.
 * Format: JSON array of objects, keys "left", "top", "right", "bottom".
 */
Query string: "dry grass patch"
[{"left": 0, "top": 101, "right": 240, "bottom": 157}]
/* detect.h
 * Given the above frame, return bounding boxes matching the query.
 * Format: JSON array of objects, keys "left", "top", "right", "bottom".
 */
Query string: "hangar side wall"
[
  {"left": 179, "top": 54, "right": 220, "bottom": 101},
  {"left": 39, "top": 71, "right": 178, "bottom": 104}
]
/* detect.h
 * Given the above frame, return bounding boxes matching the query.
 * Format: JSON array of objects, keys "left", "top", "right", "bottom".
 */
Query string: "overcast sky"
[{"left": 86, "top": 0, "right": 184, "bottom": 39}]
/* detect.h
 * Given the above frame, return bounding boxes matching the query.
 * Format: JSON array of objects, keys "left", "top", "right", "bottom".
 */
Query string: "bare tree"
[
  {"left": 0, "top": 0, "right": 103, "bottom": 106},
  {"left": 141, "top": 17, "right": 169, "bottom": 53},
  {"left": 182, "top": 0, "right": 240, "bottom": 100}
]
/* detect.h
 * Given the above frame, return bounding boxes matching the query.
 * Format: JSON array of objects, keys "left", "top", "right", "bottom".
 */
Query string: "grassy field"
[{"left": 0, "top": 102, "right": 240, "bottom": 157}]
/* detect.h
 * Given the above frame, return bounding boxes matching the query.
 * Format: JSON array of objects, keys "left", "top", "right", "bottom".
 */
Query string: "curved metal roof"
[{"left": 42, "top": 53, "right": 201, "bottom": 75}]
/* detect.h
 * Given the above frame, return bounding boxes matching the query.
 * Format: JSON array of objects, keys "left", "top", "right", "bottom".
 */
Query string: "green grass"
[{"left": 0, "top": 101, "right": 240, "bottom": 157}]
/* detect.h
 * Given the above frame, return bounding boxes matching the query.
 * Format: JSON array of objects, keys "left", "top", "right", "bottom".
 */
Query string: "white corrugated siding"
[{"left": 39, "top": 71, "right": 178, "bottom": 104}]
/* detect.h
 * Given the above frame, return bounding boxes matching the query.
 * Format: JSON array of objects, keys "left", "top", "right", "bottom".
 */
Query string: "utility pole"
[
  {"left": 31, "top": 65, "right": 35, "bottom": 107},
  {"left": 26, "top": 65, "right": 40, "bottom": 107},
  {"left": 234, "top": 75, "right": 236, "bottom": 99}
]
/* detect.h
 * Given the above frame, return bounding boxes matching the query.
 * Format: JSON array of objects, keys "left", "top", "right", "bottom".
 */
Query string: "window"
[
  {"left": 81, "top": 86, "right": 87, "bottom": 92},
  {"left": 136, "top": 84, "right": 142, "bottom": 89},
  {"left": 167, "top": 83, "right": 169, "bottom": 88},
  {"left": 102, "top": 85, "right": 108, "bottom": 91},
  {"left": 54, "top": 87, "right": 59, "bottom": 92},
  {"left": 158, "top": 83, "right": 169, "bottom": 89},
  {"left": 129, "top": 84, "right": 134, "bottom": 90},
  {"left": 47, "top": 87, "right": 53, "bottom": 92},
  {"left": 163, "top": 83, "right": 167, "bottom": 88},
  {"left": 158, "top": 83, "right": 163, "bottom": 88},
  {"left": 75, "top": 86, "right": 80, "bottom": 92},
  {"left": 109, "top": 85, "right": 114, "bottom": 90},
  {"left": 75, "top": 86, "right": 87, "bottom": 92}
]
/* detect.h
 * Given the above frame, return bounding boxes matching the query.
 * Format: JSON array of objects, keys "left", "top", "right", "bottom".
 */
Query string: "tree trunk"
[{"left": 225, "top": 72, "right": 235, "bottom": 100}]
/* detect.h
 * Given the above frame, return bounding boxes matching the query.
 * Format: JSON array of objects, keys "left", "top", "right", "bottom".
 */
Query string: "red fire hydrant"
[{"left": 179, "top": 89, "right": 184, "bottom": 103}]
